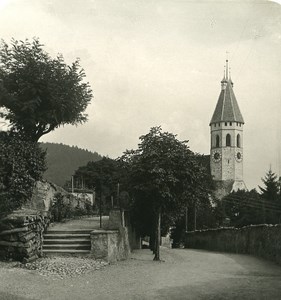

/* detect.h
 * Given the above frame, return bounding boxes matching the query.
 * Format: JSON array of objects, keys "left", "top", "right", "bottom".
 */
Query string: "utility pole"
[
  {"left": 117, "top": 182, "right": 124, "bottom": 226},
  {"left": 194, "top": 201, "right": 197, "bottom": 231},
  {"left": 99, "top": 187, "right": 102, "bottom": 228},
  {"left": 71, "top": 175, "right": 74, "bottom": 193},
  {"left": 185, "top": 205, "right": 188, "bottom": 232},
  {"left": 99, "top": 166, "right": 103, "bottom": 229},
  {"left": 92, "top": 188, "right": 95, "bottom": 208},
  {"left": 117, "top": 182, "right": 120, "bottom": 208}
]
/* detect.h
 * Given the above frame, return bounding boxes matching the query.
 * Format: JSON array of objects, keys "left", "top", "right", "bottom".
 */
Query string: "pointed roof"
[{"left": 210, "top": 80, "right": 244, "bottom": 125}]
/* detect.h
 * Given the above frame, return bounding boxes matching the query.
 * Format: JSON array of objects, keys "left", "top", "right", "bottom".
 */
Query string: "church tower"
[{"left": 210, "top": 60, "right": 246, "bottom": 199}]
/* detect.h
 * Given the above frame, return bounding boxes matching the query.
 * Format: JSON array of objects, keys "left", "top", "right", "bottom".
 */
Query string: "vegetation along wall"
[{"left": 185, "top": 225, "right": 281, "bottom": 265}]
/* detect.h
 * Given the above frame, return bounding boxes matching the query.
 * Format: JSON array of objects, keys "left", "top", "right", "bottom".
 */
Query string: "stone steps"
[
  {"left": 43, "top": 249, "right": 90, "bottom": 254},
  {"left": 43, "top": 229, "right": 93, "bottom": 255},
  {"left": 43, "top": 239, "right": 90, "bottom": 244}
]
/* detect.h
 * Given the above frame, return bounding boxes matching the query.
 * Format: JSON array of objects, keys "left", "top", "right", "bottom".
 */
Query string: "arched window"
[
  {"left": 216, "top": 135, "right": 220, "bottom": 148},
  {"left": 226, "top": 134, "right": 231, "bottom": 147},
  {"left": 237, "top": 134, "right": 241, "bottom": 148}
]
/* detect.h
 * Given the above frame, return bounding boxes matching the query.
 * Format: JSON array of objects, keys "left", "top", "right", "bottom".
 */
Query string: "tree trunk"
[
  {"left": 149, "top": 229, "right": 155, "bottom": 252},
  {"left": 153, "top": 208, "right": 161, "bottom": 261}
]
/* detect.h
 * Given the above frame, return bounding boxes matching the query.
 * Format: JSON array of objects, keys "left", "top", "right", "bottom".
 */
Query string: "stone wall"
[
  {"left": 27, "top": 180, "right": 66, "bottom": 212},
  {"left": 90, "top": 227, "right": 130, "bottom": 262},
  {"left": 27, "top": 180, "right": 92, "bottom": 214},
  {"left": 185, "top": 224, "right": 281, "bottom": 265},
  {"left": 0, "top": 209, "right": 49, "bottom": 262}
]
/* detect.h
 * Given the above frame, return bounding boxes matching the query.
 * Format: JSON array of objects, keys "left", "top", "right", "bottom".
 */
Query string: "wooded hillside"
[{"left": 40, "top": 143, "right": 102, "bottom": 187}]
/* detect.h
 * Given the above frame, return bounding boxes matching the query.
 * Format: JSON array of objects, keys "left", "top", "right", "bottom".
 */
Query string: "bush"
[{"left": 0, "top": 132, "right": 46, "bottom": 216}]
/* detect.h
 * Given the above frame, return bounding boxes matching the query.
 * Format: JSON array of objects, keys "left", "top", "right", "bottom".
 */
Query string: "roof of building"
[{"left": 210, "top": 80, "right": 244, "bottom": 125}]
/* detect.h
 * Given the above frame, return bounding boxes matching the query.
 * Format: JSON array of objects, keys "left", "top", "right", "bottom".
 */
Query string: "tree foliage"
[
  {"left": 259, "top": 169, "right": 280, "bottom": 202},
  {"left": 0, "top": 38, "right": 92, "bottom": 141},
  {"left": 120, "top": 126, "right": 213, "bottom": 260},
  {"left": 0, "top": 132, "right": 46, "bottom": 216},
  {"left": 222, "top": 189, "right": 263, "bottom": 227},
  {"left": 72, "top": 157, "right": 120, "bottom": 212},
  {"left": 221, "top": 169, "right": 281, "bottom": 227},
  {"left": 259, "top": 169, "right": 281, "bottom": 224}
]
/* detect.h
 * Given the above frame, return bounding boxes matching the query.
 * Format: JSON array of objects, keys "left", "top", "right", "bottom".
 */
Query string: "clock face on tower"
[
  {"left": 212, "top": 150, "right": 221, "bottom": 163},
  {"left": 235, "top": 150, "right": 243, "bottom": 162}
]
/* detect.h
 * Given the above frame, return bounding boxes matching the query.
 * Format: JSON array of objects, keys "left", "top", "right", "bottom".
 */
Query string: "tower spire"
[{"left": 221, "top": 63, "right": 227, "bottom": 90}]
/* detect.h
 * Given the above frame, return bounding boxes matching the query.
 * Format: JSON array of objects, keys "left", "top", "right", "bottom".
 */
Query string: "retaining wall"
[
  {"left": 185, "top": 224, "right": 281, "bottom": 265},
  {"left": 0, "top": 209, "right": 50, "bottom": 262}
]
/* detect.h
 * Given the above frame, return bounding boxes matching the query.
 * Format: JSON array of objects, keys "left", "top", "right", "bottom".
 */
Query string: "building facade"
[{"left": 210, "top": 60, "right": 247, "bottom": 199}]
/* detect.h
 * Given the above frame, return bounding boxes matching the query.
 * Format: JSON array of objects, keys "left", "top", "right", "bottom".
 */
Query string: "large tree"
[
  {"left": 120, "top": 126, "right": 212, "bottom": 260},
  {"left": 0, "top": 38, "right": 92, "bottom": 141}
]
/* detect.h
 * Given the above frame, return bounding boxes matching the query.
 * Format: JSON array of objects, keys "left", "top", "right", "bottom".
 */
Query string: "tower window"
[
  {"left": 214, "top": 123, "right": 216, "bottom": 127},
  {"left": 237, "top": 134, "right": 241, "bottom": 148},
  {"left": 226, "top": 134, "right": 231, "bottom": 147},
  {"left": 219, "top": 123, "right": 220, "bottom": 127},
  {"left": 230, "top": 122, "right": 232, "bottom": 126},
  {"left": 236, "top": 122, "right": 238, "bottom": 126},
  {"left": 216, "top": 135, "right": 220, "bottom": 148},
  {"left": 225, "top": 122, "right": 227, "bottom": 126}
]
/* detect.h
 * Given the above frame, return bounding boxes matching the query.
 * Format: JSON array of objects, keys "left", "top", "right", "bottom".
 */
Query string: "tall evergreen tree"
[{"left": 259, "top": 169, "right": 281, "bottom": 224}]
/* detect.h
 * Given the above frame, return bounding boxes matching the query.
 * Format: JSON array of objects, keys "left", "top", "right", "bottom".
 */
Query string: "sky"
[{"left": 0, "top": 0, "right": 281, "bottom": 190}]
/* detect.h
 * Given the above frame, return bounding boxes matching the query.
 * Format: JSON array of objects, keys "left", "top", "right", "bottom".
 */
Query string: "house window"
[
  {"left": 226, "top": 134, "right": 231, "bottom": 146},
  {"left": 225, "top": 122, "right": 227, "bottom": 126},
  {"left": 230, "top": 122, "right": 232, "bottom": 126},
  {"left": 216, "top": 135, "right": 220, "bottom": 148},
  {"left": 237, "top": 134, "right": 241, "bottom": 148},
  {"left": 214, "top": 123, "right": 216, "bottom": 127}
]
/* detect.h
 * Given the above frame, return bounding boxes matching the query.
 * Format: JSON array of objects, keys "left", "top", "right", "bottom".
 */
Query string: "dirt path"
[{"left": 1, "top": 248, "right": 281, "bottom": 299}]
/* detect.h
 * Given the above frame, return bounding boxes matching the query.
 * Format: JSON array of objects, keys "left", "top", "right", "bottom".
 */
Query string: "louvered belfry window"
[{"left": 226, "top": 134, "right": 231, "bottom": 147}]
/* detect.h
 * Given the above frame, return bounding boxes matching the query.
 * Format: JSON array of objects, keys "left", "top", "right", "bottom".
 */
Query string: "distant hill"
[{"left": 40, "top": 142, "right": 103, "bottom": 187}]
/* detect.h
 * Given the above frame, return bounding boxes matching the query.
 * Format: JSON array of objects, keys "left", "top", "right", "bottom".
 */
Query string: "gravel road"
[{"left": 1, "top": 248, "right": 281, "bottom": 300}]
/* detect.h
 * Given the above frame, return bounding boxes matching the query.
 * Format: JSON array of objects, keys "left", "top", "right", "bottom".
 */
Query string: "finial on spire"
[
  {"left": 226, "top": 61, "right": 229, "bottom": 80},
  {"left": 226, "top": 51, "right": 229, "bottom": 80}
]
